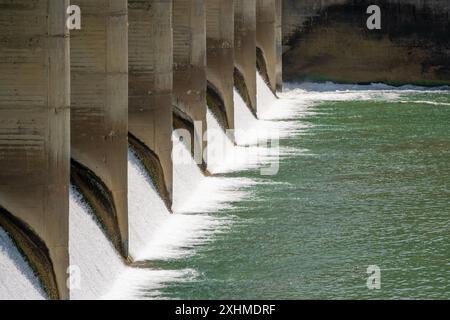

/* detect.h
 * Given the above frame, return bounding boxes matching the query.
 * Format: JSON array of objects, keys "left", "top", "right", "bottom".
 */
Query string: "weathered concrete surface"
[
  {"left": 173, "top": 0, "right": 207, "bottom": 166},
  {"left": 128, "top": 0, "right": 173, "bottom": 208},
  {"left": 234, "top": 0, "right": 257, "bottom": 115},
  {"left": 275, "top": 0, "right": 282, "bottom": 91},
  {"left": 282, "top": 0, "right": 450, "bottom": 85},
  {"left": 206, "top": 0, "right": 234, "bottom": 130},
  {"left": 256, "top": 0, "right": 282, "bottom": 93},
  {"left": 70, "top": 0, "right": 129, "bottom": 257},
  {"left": 0, "top": 0, "right": 70, "bottom": 299}
]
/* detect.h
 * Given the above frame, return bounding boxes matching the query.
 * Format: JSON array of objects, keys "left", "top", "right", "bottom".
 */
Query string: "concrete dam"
[
  {"left": 0, "top": 0, "right": 282, "bottom": 299},
  {"left": 1, "top": 0, "right": 448, "bottom": 301}
]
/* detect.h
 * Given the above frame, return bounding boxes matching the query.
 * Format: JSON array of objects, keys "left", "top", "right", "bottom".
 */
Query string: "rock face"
[{"left": 282, "top": 0, "right": 450, "bottom": 85}]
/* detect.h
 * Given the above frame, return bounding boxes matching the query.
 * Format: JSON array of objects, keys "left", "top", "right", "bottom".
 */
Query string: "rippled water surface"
[{"left": 152, "top": 88, "right": 449, "bottom": 299}]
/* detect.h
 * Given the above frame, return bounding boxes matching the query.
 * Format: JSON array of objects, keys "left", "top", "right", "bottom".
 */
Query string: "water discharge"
[
  {"left": 0, "top": 74, "right": 291, "bottom": 300},
  {"left": 0, "top": 227, "right": 46, "bottom": 300},
  {"left": 3, "top": 76, "right": 446, "bottom": 300},
  {"left": 69, "top": 187, "right": 125, "bottom": 300},
  {"left": 160, "top": 82, "right": 449, "bottom": 299}
]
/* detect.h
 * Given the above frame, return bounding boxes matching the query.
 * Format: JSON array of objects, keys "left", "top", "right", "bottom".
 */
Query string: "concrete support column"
[
  {"left": 128, "top": 0, "right": 173, "bottom": 208},
  {"left": 234, "top": 0, "right": 257, "bottom": 115},
  {"left": 70, "top": 0, "right": 129, "bottom": 258},
  {"left": 275, "top": 0, "right": 282, "bottom": 91},
  {"left": 206, "top": 0, "right": 234, "bottom": 130},
  {"left": 0, "top": 0, "right": 70, "bottom": 299},
  {"left": 256, "top": 0, "right": 281, "bottom": 93},
  {"left": 173, "top": 0, "right": 207, "bottom": 166}
]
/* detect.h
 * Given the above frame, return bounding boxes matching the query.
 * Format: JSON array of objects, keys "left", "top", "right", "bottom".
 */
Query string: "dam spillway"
[
  {"left": 2, "top": 0, "right": 447, "bottom": 301},
  {"left": 0, "top": 0, "right": 283, "bottom": 299}
]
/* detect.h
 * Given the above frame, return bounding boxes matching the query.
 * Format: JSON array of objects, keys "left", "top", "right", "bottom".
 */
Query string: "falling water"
[
  {"left": 0, "top": 71, "right": 307, "bottom": 300},
  {"left": 129, "top": 147, "right": 236, "bottom": 261},
  {"left": 0, "top": 227, "right": 46, "bottom": 300},
  {"left": 256, "top": 72, "right": 279, "bottom": 118},
  {"left": 128, "top": 148, "right": 171, "bottom": 260},
  {"left": 172, "top": 130, "right": 254, "bottom": 214},
  {"left": 105, "top": 144, "right": 256, "bottom": 299},
  {"left": 69, "top": 186, "right": 125, "bottom": 300},
  {"left": 204, "top": 80, "right": 304, "bottom": 175}
]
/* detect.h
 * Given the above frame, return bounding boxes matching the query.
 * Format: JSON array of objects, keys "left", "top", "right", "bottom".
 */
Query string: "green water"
[{"left": 159, "top": 90, "right": 450, "bottom": 299}]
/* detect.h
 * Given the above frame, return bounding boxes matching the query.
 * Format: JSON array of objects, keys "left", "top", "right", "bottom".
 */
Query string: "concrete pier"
[
  {"left": 0, "top": 0, "right": 288, "bottom": 300},
  {"left": 256, "top": 0, "right": 282, "bottom": 93},
  {"left": 275, "top": 0, "right": 282, "bottom": 91},
  {"left": 234, "top": 0, "right": 257, "bottom": 116},
  {"left": 128, "top": 0, "right": 173, "bottom": 208},
  {"left": 206, "top": 0, "right": 235, "bottom": 131},
  {"left": 0, "top": 0, "right": 70, "bottom": 299},
  {"left": 173, "top": 0, "right": 207, "bottom": 166},
  {"left": 70, "top": 0, "right": 129, "bottom": 258}
]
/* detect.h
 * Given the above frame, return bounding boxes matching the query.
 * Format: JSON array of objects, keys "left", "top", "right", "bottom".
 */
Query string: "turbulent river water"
[
  {"left": 150, "top": 82, "right": 450, "bottom": 300},
  {"left": 1, "top": 79, "right": 449, "bottom": 300}
]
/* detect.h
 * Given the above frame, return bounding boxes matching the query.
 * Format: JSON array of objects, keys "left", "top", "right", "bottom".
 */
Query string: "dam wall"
[
  {"left": 70, "top": 0, "right": 129, "bottom": 257},
  {"left": 173, "top": 0, "right": 207, "bottom": 166},
  {"left": 234, "top": 0, "right": 257, "bottom": 116},
  {"left": 206, "top": 0, "right": 235, "bottom": 131},
  {"left": 0, "top": 0, "right": 70, "bottom": 299},
  {"left": 275, "top": 0, "right": 282, "bottom": 91},
  {"left": 128, "top": 0, "right": 173, "bottom": 208},
  {"left": 0, "top": 0, "right": 285, "bottom": 300},
  {"left": 256, "top": 0, "right": 282, "bottom": 93},
  {"left": 282, "top": 0, "right": 450, "bottom": 85}
]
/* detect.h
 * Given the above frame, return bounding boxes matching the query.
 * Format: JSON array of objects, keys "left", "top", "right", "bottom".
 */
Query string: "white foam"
[
  {"left": 106, "top": 143, "right": 261, "bottom": 299},
  {"left": 173, "top": 130, "right": 255, "bottom": 214},
  {"left": 104, "top": 268, "right": 197, "bottom": 300},
  {"left": 128, "top": 148, "right": 171, "bottom": 260},
  {"left": 71, "top": 184, "right": 194, "bottom": 300},
  {"left": 129, "top": 147, "right": 234, "bottom": 261},
  {"left": 208, "top": 109, "right": 295, "bottom": 175},
  {"left": 398, "top": 100, "right": 450, "bottom": 106},
  {"left": 283, "top": 81, "right": 450, "bottom": 92},
  {"left": 0, "top": 228, "right": 46, "bottom": 300},
  {"left": 256, "top": 72, "right": 279, "bottom": 118},
  {"left": 69, "top": 186, "right": 125, "bottom": 300},
  {"left": 279, "top": 81, "right": 450, "bottom": 107},
  {"left": 206, "top": 78, "right": 306, "bottom": 175}
]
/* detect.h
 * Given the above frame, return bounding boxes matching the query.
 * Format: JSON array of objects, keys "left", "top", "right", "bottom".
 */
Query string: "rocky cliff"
[{"left": 282, "top": 0, "right": 450, "bottom": 86}]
